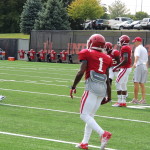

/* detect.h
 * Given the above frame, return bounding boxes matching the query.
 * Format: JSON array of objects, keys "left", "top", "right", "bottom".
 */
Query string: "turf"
[
  {"left": 0, "top": 60, "right": 149, "bottom": 150},
  {"left": 0, "top": 33, "right": 30, "bottom": 39}
]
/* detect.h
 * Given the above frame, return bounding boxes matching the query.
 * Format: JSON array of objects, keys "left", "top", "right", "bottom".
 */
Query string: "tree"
[
  {"left": 67, "top": 0, "right": 104, "bottom": 21},
  {"left": 20, "top": 0, "right": 42, "bottom": 34},
  {"left": 100, "top": 5, "right": 110, "bottom": 19},
  {"left": 34, "top": 0, "right": 70, "bottom": 30},
  {"left": 108, "top": 0, "right": 130, "bottom": 18},
  {"left": 0, "top": 0, "right": 26, "bottom": 33},
  {"left": 135, "top": 11, "right": 149, "bottom": 20}
]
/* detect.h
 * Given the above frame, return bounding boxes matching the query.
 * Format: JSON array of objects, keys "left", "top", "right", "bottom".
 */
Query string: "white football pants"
[{"left": 80, "top": 91, "right": 104, "bottom": 144}]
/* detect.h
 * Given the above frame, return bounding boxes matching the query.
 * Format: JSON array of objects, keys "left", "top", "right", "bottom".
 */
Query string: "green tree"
[
  {"left": 20, "top": 0, "right": 42, "bottom": 34},
  {"left": 34, "top": 0, "right": 70, "bottom": 30},
  {"left": 68, "top": 0, "right": 104, "bottom": 21},
  {"left": 0, "top": 0, "right": 26, "bottom": 33},
  {"left": 135, "top": 11, "right": 149, "bottom": 20},
  {"left": 100, "top": 6, "right": 110, "bottom": 19},
  {"left": 108, "top": 0, "right": 130, "bottom": 18}
]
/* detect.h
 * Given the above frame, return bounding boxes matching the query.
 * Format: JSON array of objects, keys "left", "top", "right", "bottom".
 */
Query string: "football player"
[
  {"left": 105, "top": 42, "right": 120, "bottom": 85},
  {"left": 70, "top": 34, "right": 112, "bottom": 150},
  {"left": 112, "top": 35, "right": 132, "bottom": 107}
]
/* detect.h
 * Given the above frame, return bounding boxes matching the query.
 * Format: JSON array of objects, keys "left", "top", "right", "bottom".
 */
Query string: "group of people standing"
[{"left": 70, "top": 34, "right": 148, "bottom": 149}]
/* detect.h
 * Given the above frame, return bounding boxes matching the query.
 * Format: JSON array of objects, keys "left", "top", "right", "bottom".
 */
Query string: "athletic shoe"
[
  {"left": 0, "top": 95, "right": 5, "bottom": 101},
  {"left": 100, "top": 131, "right": 112, "bottom": 150},
  {"left": 75, "top": 143, "right": 88, "bottom": 149},
  {"left": 120, "top": 103, "right": 127, "bottom": 107},
  {"left": 112, "top": 102, "right": 126, "bottom": 107},
  {"left": 112, "top": 102, "right": 121, "bottom": 107},
  {"left": 130, "top": 99, "right": 139, "bottom": 104},
  {"left": 139, "top": 99, "right": 146, "bottom": 104}
]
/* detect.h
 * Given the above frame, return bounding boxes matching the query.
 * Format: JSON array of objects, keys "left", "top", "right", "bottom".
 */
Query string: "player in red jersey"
[
  {"left": 70, "top": 34, "right": 112, "bottom": 150},
  {"left": 18, "top": 49, "right": 25, "bottom": 59},
  {"left": 105, "top": 42, "right": 120, "bottom": 85},
  {"left": 112, "top": 35, "right": 132, "bottom": 107}
]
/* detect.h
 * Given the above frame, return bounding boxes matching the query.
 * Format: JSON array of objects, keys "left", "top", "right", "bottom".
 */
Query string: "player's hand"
[
  {"left": 70, "top": 87, "right": 76, "bottom": 99},
  {"left": 101, "top": 97, "right": 111, "bottom": 105}
]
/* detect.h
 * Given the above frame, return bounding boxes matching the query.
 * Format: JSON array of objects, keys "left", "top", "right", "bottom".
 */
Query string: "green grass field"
[
  {"left": 0, "top": 60, "right": 149, "bottom": 150},
  {"left": 0, "top": 33, "right": 30, "bottom": 39}
]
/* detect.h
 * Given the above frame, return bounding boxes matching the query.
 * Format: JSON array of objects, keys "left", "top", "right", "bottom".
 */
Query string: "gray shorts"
[
  {"left": 85, "top": 78, "right": 107, "bottom": 97},
  {"left": 133, "top": 64, "right": 148, "bottom": 83}
]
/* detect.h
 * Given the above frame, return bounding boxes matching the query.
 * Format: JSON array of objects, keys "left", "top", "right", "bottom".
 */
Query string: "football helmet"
[
  {"left": 105, "top": 42, "right": 113, "bottom": 54},
  {"left": 117, "top": 35, "right": 130, "bottom": 46},
  {"left": 87, "top": 34, "right": 106, "bottom": 51}
]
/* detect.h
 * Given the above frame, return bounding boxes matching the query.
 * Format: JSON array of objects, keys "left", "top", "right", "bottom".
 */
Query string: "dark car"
[
  {"left": 92, "top": 19, "right": 106, "bottom": 30},
  {"left": 123, "top": 20, "right": 140, "bottom": 30}
]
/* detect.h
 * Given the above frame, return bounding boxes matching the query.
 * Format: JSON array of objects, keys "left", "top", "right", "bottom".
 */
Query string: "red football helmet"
[
  {"left": 87, "top": 34, "right": 106, "bottom": 51},
  {"left": 117, "top": 35, "right": 130, "bottom": 46},
  {"left": 105, "top": 42, "right": 113, "bottom": 54}
]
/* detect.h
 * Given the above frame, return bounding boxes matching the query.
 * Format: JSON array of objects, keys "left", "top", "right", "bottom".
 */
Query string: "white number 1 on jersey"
[{"left": 98, "top": 58, "right": 103, "bottom": 72}]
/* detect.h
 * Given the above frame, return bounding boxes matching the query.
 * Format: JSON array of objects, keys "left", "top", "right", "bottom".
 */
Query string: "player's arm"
[
  {"left": 115, "top": 55, "right": 120, "bottom": 64},
  {"left": 133, "top": 55, "right": 139, "bottom": 68},
  {"left": 113, "top": 53, "right": 128, "bottom": 71},
  {"left": 70, "top": 60, "right": 87, "bottom": 98},
  {"left": 72, "top": 60, "right": 87, "bottom": 88}
]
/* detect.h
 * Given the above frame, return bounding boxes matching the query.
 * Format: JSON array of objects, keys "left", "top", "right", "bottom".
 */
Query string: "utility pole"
[{"left": 141, "top": 0, "right": 143, "bottom": 11}]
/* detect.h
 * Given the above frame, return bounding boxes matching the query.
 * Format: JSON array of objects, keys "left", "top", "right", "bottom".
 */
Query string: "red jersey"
[
  {"left": 108, "top": 49, "right": 120, "bottom": 66},
  {"left": 79, "top": 49, "right": 113, "bottom": 79},
  {"left": 120, "top": 45, "right": 132, "bottom": 68},
  {"left": 18, "top": 50, "right": 25, "bottom": 59},
  {"left": 60, "top": 51, "right": 68, "bottom": 61},
  {"left": 28, "top": 50, "right": 36, "bottom": 60},
  {"left": 50, "top": 50, "right": 56, "bottom": 60},
  {"left": 38, "top": 50, "right": 45, "bottom": 60}
]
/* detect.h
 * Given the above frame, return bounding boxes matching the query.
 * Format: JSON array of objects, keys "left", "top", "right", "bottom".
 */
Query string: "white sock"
[
  {"left": 82, "top": 124, "right": 92, "bottom": 144},
  {"left": 122, "top": 95, "right": 126, "bottom": 103},
  {"left": 117, "top": 95, "right": 122, "bottom": 103}
]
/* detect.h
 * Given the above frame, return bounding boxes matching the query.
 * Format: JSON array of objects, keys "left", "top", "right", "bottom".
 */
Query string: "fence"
[
  {"left": 0, "top": 30, "right": 150, "bottom": 64},
  {"left": 30, "top": 30, "right": 150, "bottom": 64}
]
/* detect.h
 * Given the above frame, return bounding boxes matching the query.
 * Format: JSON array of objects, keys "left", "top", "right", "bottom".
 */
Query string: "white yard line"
[
  {"left": 0, "top": 131, "right": 116, "bottom": 150},
  {"left": 0, "top": 78, "right": 150, "bottom": 95},
  {"left": 0, "top": 88, "right": 81, "bottom": 98},
  {"left": 0, "top": 103, "right": 150, "bottom": 124},
  {"left": 0, "top": 68, "right": 75, "bottom": 77}
]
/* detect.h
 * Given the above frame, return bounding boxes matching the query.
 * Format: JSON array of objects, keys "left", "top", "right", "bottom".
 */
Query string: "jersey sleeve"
[{"left": 78, "top": 49, "right": 89, "bottom": 61}]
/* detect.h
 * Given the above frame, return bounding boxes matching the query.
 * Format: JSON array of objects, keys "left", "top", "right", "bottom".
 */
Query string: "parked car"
[
  {"left": 133, "top": 21, "right": 142, "bottom": 30},
  {"left": 82, "top": 20, "right": 93, "bottom": 30},
  {"left": 123, "top": 20, "right": 140, "bottom": 29},
  {"left": 93, "top": 19, "right": 106, "bottom": 30},
  {"left": 111, "top": 21, "right": 131, "bottom": 30},
  {"left": 140, "top": 18, "right": 150, "bottom": 30},
  {"left": 103, "top": 17, "right": 133, "bottom": 30}
]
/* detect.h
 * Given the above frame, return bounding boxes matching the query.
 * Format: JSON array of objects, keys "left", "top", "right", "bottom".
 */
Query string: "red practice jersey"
[
  {"left": 38, "top": 50, "right": 46, "bottom": 60},
  {"left": 120, "top": 45, "right": 132, "bottom": 68},
  {"left": 108, "top": 49, "right": 120, "bottom": 66},
  {"left": 79, "top": 49, "right": 113, "bottom": 79},
  {"left": 18, "top": 50, "right": 25, "bottom": 59}
]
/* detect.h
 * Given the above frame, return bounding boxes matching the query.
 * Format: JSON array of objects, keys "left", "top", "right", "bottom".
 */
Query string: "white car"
[{"left": 111, "top": 21, "right": 131, "bottom": 30}]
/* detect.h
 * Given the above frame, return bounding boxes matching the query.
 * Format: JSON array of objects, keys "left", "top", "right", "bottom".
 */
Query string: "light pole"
[
  {"left": 141, "top": 0, "right": 143, "bottom": 11},
  {"left": 135, "top": 0, "right": 137, "bottom": 14}
]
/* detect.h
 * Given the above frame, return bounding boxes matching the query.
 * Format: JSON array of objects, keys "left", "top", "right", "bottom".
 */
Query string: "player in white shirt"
[{"left": 131, "top": 37, "right": 148, "bottom": 104}]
